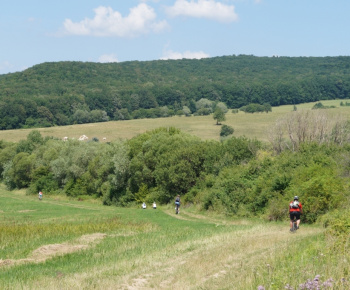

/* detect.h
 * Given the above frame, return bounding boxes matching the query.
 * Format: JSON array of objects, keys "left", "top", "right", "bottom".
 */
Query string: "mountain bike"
[{"left": 290, "top": 217, "right": 298, "bottom": 233}]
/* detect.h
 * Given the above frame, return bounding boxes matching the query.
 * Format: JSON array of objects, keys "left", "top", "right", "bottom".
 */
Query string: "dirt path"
[
  {"left": 163, "top": 207, "right": 256, "bottom": 226},
  {"left": 117, "top": 224, "right": 323, "bottom": 289}
]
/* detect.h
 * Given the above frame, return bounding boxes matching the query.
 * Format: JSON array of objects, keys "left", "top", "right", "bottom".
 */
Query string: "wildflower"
[
  {"left": 257, "top": 286, "right": 265, "bottom": 290},
  {"left": 298, "top": 275, "right": 333, "bottom": 289},
  {"left": 322, "top": 278, "right": 333, "bottom": 288}
]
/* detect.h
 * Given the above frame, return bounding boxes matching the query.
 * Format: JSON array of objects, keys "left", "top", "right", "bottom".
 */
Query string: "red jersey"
[{"left": 289, "top": 200, "right": 302, "bottom": 212}]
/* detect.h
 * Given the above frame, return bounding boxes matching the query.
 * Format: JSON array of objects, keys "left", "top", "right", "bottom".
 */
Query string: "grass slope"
[
  {"left": 1, "top": 185, "right": 348, "bottom": 289},
  {"left": 1, "top": 100, "right": 350, "bottom": 143}
]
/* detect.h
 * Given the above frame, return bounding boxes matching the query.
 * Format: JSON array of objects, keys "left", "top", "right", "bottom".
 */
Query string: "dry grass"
[
  {"left": 1, "top": 100, "right": 350, "bottom": 143},
  {"left": 0, "top": 233, "right": 106, "bottom": 267},
  {"left": 17, "top": 221, "right": 322, "bottom": 290},
  {"left": 1, "top": 187, "right": 344, "bottom": 290}
]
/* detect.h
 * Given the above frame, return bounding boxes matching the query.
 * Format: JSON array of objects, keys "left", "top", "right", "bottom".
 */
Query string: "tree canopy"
[{"left": 1, "top": 55, "right": 350, "bottom": 129}]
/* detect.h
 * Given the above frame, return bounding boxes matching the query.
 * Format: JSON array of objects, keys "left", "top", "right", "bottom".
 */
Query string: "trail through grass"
[{"left": 0, "top": 186, "right": 347, "bottom": 289}]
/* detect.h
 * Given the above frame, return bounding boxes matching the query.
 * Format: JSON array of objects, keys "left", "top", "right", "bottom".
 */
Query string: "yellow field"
[{"left": 1, "top": 100, "right": 350, "bottom": 143}]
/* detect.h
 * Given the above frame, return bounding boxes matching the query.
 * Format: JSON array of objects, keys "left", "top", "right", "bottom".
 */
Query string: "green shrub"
[
  {"left": 64, "top": 178, "right": 88, "bottom": 197},
  {"left": 220, "top": 124, "right": 234, "bottom": 137},
  {"left": 319, "top": 209, "right": 350, "bottom": 251},
  {"left": 26, "top": 173, "right": 59, "bottom": 195},
  {"left": 265, "top": 195, "right": 289, "bottom": 221},
  {"left": 286, "top": 164, "right": 346, "bottom": 223}
]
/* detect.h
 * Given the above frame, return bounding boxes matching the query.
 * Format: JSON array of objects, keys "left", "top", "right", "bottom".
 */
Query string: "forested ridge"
[{"left": 1, "top": 55, "right": 350, "bottom": 129}]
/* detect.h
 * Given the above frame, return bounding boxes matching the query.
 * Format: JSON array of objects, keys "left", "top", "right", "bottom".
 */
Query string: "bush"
[
  {"left": 319, "top": 209, "right": 350, "bottom": 251},
  {"left": 240, "top": 103, "right": 272, "bottom": 113},
  {"left": 286, "top": 164, "right": 346, "bottom": 223},
  {"left": 265, "top": 195, "right": 289, "bottom": 221},
  {"left": 220, "top": 124, "right": 234, "bottom": 137},
  {"left": 27, "top": 173, "right": 59, "bottom": 195},
  {"left": 64, "top": 178, "right": 88, "bottom": 197}
]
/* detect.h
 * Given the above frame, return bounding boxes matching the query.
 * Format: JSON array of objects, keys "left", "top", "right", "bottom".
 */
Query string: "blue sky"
[{"left": 1, "top": 0, "right": 350, "bottom": 75}]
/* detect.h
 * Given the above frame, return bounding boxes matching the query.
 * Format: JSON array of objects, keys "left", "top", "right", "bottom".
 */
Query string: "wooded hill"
[{"left": 1, "top": 55, "right": 350, "bottom": 129}]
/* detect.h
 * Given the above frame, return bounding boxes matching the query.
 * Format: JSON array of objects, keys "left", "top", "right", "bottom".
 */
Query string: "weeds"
[
  {"left": 0, "top": 188, "right": 348, "bottom": 289},
  {"left": 260, "top": 274, "right": 343, "bottom": 289}
]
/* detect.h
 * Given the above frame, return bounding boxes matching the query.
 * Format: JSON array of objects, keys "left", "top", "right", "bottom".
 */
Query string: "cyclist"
[
  {"left": 175, "top": 195, "right": 180, "bottom": 214},
  {"left": 289, "top": 196, "right": 302, "bottom": 231}
]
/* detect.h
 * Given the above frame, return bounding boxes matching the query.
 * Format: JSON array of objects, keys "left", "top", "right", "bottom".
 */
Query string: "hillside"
[
  {"left": 1, "top": 99, "right": 350, "bottom": 143},
  {"left": 1, "top": 186, "right": 345, "bottom": 289},
  {"left": 1, "top": 55, "right": 350, "bottom": 130}
]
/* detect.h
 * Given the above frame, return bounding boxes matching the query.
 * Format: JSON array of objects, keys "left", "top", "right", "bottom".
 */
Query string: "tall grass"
[{"left": 0, "top": 186, "right": 348, "bottom": 289}]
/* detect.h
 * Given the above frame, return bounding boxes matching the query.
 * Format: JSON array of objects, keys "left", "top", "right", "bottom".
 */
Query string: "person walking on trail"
[
  {"left": 175, "top": 195, "right": 180, "bottom": 214},
  {"left": 289, "top": 196, "right": 302, "bottom": 231}
]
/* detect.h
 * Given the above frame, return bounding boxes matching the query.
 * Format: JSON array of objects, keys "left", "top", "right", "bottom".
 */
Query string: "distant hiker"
[
  {"left": 153, "top": 202, "right": 157, "bottom": 209},
  {"left": 38, "top": 191, "right": 43, "bottom": 200},
  {"left": 175, "top": 195, "right": 180, "bottom": 214},
  {"left": 289, "top": 196, "right": 303, "bottom": 231},
  {"left": 142, "top": 202, "right": 146, "bottom": 209}
]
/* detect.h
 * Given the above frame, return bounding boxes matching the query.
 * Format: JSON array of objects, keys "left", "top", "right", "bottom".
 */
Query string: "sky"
[{"left": 1, "top": 0, "right": 350, "bottom": 75}]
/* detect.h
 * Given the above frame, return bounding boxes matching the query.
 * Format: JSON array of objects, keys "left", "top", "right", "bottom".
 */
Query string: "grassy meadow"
[
  {"left": 1, "top": 99, "right": 350, "bottom": 289},
  {"left": 1, "top": 100, "right": 350, "bottom": 143},
  {"left": 1, "top": 185, "right": 348, "bottom": 289}
]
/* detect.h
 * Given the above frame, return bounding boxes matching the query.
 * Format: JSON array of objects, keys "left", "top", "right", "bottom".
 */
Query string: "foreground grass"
[
  {"left": 0, "top": 186, "right": 348, "bottom": 289},
  {"left": 1, "top": 100, "right": 350, "bottom": 143}
]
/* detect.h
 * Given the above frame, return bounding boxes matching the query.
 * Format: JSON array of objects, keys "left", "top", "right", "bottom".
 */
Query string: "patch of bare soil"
[
  {"left": 18, "top": 210, "right": 36, "bottom": 213},
  {"left": 0, "top": 233, "right": 106, "bottom": 268}
]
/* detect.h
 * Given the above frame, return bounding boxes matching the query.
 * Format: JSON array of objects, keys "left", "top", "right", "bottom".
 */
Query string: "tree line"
[
  {"left": 1, "top": 114, "right": 349, "bottom": 224},
  {"left": 1, "top": 55, "right": 350, "bottom": 129}
]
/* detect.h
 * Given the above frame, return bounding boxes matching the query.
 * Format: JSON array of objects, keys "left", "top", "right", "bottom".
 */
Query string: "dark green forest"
[{"left": 1, "top": 55, "right": 350, "bottom": 129}]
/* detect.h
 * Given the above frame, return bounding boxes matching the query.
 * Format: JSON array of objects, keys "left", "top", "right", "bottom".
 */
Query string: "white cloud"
[
  {"left": 0, "top": 61, "right": 14, "bottom": 74},
  {"left": 160, "top": 49, "right": 210, "bottom": 60},
  {"left": 63, "top": 4, "right": 168, "bottom": 37},
  {"left": 165, "top": 0, "right": 238, "bottom": 23},
  {"left": 0, "top": 61, "right": 27, "bottom": 75},
  {"left": 98, "top": 54, "right": 119, "bottom": 63},
  {"left": 0, "top": 61, "right": 13, "bottom": 70}
]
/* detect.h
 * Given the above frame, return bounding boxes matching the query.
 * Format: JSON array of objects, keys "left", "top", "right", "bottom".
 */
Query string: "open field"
[
  {"left": 1, "top": 185, "right": 348, "bottom": 289},
  {"left": 1, "top": 100, "right": 350, "bottom": 143}
]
